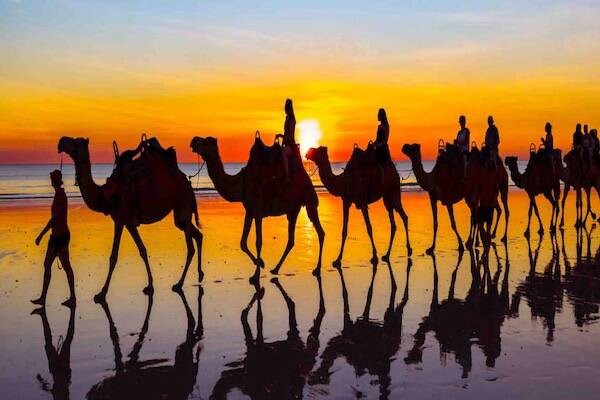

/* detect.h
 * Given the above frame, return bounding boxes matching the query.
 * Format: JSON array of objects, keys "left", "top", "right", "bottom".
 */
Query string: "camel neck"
[
  {"left": 205, "top": 152, "right": 244, "bottom": 202},
  {"left": 409, "top": 156, "right": 434, "bottom": 192},
  {"left": 316, "top": 159, "right": 344, "bottom": 197},
  {"left": 74, "top": 158, "right": 104, "bottom": 213},
  {"left": 508, "top": 164, "right": 526, "bottom": 189}
]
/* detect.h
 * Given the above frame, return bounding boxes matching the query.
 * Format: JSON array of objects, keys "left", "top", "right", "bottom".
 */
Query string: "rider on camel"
[
  {"left": 541, "top": 122, "right": 556, "bottom": 174},
  {"left": 484, "top": 115, "right": 500, "bottom": 168},
  {"left": 455, "top": 115, "right": 470, "bottom": 176},
  {"left": 279, "top": 99, "right": 296, "bottom": 184},
  {"left": 373, "top": 108, "right": 391, "bottom": 184}
]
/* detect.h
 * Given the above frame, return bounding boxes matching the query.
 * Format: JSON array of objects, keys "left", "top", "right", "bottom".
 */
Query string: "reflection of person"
[
  {"left": 484, "top": 116, "right": 500, "bottom": 166},
  {"left": 455, "top": 115, "right": 470, "bottom": 175},
  {"left": 280, "top": 98, "right": 296, "bottom": 183},
  {"left": 33, "top": 305, "right": 75, "bottom": 400},
  {"left": 373, "top": 108, "right": 390, "bottom": 184},
  {"left": 32, "top": 170, "right": 75, "bottom": 307}
]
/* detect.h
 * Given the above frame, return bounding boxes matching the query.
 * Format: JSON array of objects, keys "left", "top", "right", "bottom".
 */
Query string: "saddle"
[
  {"left": 249, "top": 134, "right": 303, "bottom": 175},
  {"left": 111, "top": 137, "right": 178, "bottom": 184}
]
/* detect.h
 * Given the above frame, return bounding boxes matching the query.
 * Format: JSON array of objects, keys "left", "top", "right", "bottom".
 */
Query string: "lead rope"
[{"left": 188, "top": 154, "right": 205, "bottom": 190}]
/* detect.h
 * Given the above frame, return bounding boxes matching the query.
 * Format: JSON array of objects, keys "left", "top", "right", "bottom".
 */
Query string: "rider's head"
[
  {"left": 285, "top": 98, "right": 293, "bottom": 115},
  {"left": 459, "top": 115, "right": 466, "bottom": 128},
  {"left": 584, "top": 124, "right": 589, "bottom": 134},
  {"left": 487, "top": 115, "right": 494, "bottom": 126},
  {"left": 545, "top": 122, "right": 552, "bottom": 134},
  {"left": 576, "top": 123, "right": 582, "bottom": 133},
  {"left": 50, "top": 169, "right": 63, "bottom": 189},
  {"left": 378, "top": 108, "right": 387, "bottom": 124},
  {"left": 592, "top": 129, "right": 598, "bottom": 138}
]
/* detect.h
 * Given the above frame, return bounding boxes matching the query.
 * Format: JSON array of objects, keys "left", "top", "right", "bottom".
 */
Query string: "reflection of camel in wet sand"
[
  {"left": 33, "top": 306, "right": 76, "bottom": 400},
  {"left": 559, "top": 150, "right": 600, "bottom": 227},
  {"left": 306, "top": 145, "right": 411, "bottom": 266},
  {"left": 405, "top": 250, "right": 510, "bottom": 377},
  {"left": 402, "top": 144, "right": 509, "bottom": 254},
  {"left": 309, "top": 259, "right": 411, "bottom": 399},
  {"left": 87, "top": 288, "right": 203, "bottom": 400},
  {"left": 190, "top": 136, "right": 324, "bottom": 280},
  {"left": 505, "top": 154, "right": 560, "bottom": 236},
  {"left": 511, "top": 235, "right": 563, "bottom": 343},
  {"left": 211, "top": 277, "right": 325, "bottom": 399},
  {"left": 58, "top": 137, "right": 202, "bottom": 302}
]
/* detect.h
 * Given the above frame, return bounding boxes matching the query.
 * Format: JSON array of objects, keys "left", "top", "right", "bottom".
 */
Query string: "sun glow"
[{"left": 297, "top": 119, "right": 323, "bottom": 159}]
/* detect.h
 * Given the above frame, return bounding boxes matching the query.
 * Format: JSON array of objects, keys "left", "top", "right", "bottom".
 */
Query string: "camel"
[
  {"left": 190, "top": 136, "right": 324, "bottom": 279},
  {"left": 211, "top": 277, "right": 325, "bottom": 399},
  {"left": 58, "top": 137, "right": 202, "bottom": 301},
  {"left": 305, "top": 145, "right": 411, "bottom": 267},
  {"left": 87, "top": 288, "right": 203, "bottom": 400},
  {"left": 402, "top": 143, "right": 509, "bottom": 254},
  {"left": 309, "top": 259, "right": 410, "bottom": 398},
  {"left": 559, "top": 150, "right": 600, "bottom": 227},
  {"left": 505, "top": 152, "right": 561, "bottom": 237}
]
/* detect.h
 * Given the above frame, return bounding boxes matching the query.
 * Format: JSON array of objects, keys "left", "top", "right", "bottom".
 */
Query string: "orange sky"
[{"left": 1, "top": 1, "right": 599, "bottom": 163}]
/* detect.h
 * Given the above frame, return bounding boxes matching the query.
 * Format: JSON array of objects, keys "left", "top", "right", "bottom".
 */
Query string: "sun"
[{"left": 297, "top": 119, "right": 323, "bottom": 159}]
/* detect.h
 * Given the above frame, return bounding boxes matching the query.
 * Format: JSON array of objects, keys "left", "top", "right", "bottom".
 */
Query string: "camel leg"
[
  {"left": 361, "top": 206, "right": 378, "bottom": 266},
  {"left": 333, "top": 200, "right": 351, "bottom": 268},
  {"left": 491, "top": 201, "right": 502, "bottom": 239},
  {"left": 531, "top": 197, "right": 544, "bottom": 235},
  {"left": 560, "top": 183, "right": 570, "bottom": 228},
  {"left": 575, "top": 189, "right": 582, "bottom": 228},
  {"left": 466, "top": 206, "right": 476, "bottom": 249},
  {"left": 240, "top": 212, "right": 258, "bottom": 266},
  {"left": 395, "top": 201, "right": 412, "bottom": 256},
  {"left": 583, "top": 188, "right": 592, "bottom": 225},
  {"left": 382, "top": 206, "right": 396, "bottom": 263},
  {"left": 254, "top": 217, "right": 264, "bottom": 268},
  {"left": 127, "top": 225, "right": 154, "bottom": 295},
  {"left": 543, "top": 192, "right": 557, "bottom": 233},
  {"left": 426, "top": 196, "right": 438, "bottom": 255},
  {"left": 306, "top": 201, "right": 325, "bottom": 276},
  {"left": 270, "top": 208, "right": 299, "bottom": 275},
  {"left": 447, "top": 204, "right": 464, "bottom": 252},
  {"left": 524, "top": 198, "right": 533, "bottom": 238},
  {"left": 172, "top": 232, "right": 195, "bottom": 292},
  {"left": 94, "top": 223, "right": 124, "bottom": 303},
  {"left": 500, "top": 187, "right": 509, "bottom": 243}
]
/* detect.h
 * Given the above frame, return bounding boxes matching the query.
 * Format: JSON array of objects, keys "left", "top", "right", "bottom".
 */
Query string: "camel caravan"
[{"left": 47, "top": 98, "right": 599, "bottom": 304}]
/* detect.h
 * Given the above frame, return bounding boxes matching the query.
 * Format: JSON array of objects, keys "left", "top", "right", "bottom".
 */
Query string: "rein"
[{"left": 188, "top": 154, "right": 205, "bottom": 190}]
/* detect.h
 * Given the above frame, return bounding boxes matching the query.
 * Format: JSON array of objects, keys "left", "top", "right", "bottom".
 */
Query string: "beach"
[{"left": 1, "top": 187, "right": 600, "bottom": 399}]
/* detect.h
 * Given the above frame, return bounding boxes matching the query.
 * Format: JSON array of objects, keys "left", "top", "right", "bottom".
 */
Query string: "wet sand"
[{"left": 1, "top": 190, "right": 600, "bottom": 399}]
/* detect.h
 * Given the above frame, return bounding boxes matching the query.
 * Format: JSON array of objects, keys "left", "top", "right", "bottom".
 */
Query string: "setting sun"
[{"left": 297, "top": 119, "right": 323, "bottom": 159}]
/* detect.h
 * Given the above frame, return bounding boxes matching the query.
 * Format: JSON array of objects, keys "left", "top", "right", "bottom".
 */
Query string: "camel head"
[
  {"left": 504, "top": 156, "right": 518, "bottom": 169},
  {"left": 402, "top": 143, "right": 422, "bottom": 161},
  {"left": 58, "top": 136, "right": 90, "bottom": 163},
  {"left": 305, "top": 146, "right": 329, "bottom": 166},
  {"left": 190, "top": 136, "right": 219, "bottom": 161}
]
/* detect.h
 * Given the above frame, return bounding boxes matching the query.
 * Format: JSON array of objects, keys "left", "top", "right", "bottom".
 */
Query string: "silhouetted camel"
[
  {"left": 211, "top": 277, "right": 325, "bottom": 399},
  {"left": 306, "top": 145, "right": 411, "bottom": 267},
  {"left": 511, "top": 234, "right": 563, "bottom": 343},
  {"left": 190, "top": 136, "right": 324, "bottom": 280},
  {"left": 559, "top": 150, "right": 600, "bottom": 227},
  {"left": 309, "top": 259, "right": 410, "bottom": 399},
  {"left": 405, "top": 249, "right": 511, "bottom": 377},
  {"left": 505, "top": 153, "right": 560, "bottom": 237},
  {"left": 402, "top": 144, "right": 509, "bottom": 254},
  {"left": 58, "top": 137, "right": 202, "bottom": 302},
  {"left": 87, "top": 287, "right": 203, "bottom": 399},
  {"left": 32, "top": 306, "right": 76, "bottom": 400}
]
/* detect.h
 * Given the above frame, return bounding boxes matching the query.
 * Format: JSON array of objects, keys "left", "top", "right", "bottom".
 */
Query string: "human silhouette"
[
  {"left": 373, "top": 108, "right": 391, "bottom": 184},
  {"left": 455, "top": 115, "right": 470, "bottom": 176},
  {"left": 211, "top": 276, "right": 325, "bottom": 399},
  {"left": 58, "top": 136, "right": 202, "bottom": 302},
  {"left": 32, "top": 305, "right": 76, "bottom": 400},
  {"left": 541, "top": 122, "right": 554, "bottom": 152},
  {"left": 32, "top": 169, "right": 75, "bottom": 307},
  {"left": 87, "top": 287, "right": 203, "bottom": 399},
  {"left": 484, "top": 115, "right": 500, "bottom": 167},
  {"left": 278, "top": 98, "right": 296, "bottom": 184},
  {"left": 310, "top": 259, "right": 411, "bottom": 399}
]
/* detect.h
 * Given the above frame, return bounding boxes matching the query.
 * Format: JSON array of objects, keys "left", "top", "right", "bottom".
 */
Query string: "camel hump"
[
  {"left": 249, "top": 136, "right": 282, "bottom": 166},
  {"left": 112, "top": 137, "right": 179, "bottom": 183}
]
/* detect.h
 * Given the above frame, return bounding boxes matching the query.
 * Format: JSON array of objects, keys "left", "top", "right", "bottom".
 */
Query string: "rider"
[
  {"left": 32, "top": 170, "right": 76, "bottom": 308},
  {"left": 583, "top": 124, "right": 592, "bottom": 166},
  {"left": 280, "top": 98, "right": 296, "bottom": 184},
  {"left": 373, "top": 108, "right": 390, "bottom": 184},
  {"left": 591, "top": 129, "right": 599, "bottom": 162},
  {"left": 541, "top": 122, "right": 556, "bottom": 174},
  {"left": 484, "top": 115, "right": 500, "bottom": 167},
  {"left": 455, "top": 115, "right": 470, "bottom": 176}
]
